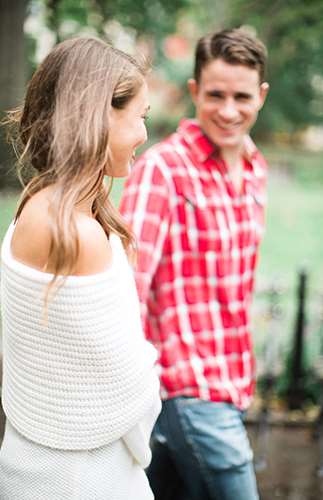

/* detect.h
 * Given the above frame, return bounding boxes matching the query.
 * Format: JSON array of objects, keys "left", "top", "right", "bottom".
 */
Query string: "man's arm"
[{"left": 120, "top": 154, "right": 171, "bottom": 326}]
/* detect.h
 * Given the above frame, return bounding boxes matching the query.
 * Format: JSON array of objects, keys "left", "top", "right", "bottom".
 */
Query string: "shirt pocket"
[
  {"left": 246, "top": 187, "right": 266, "bottom": 246},
  {"left": 174, "top": 187, "right": 233, "bottom": 255}
]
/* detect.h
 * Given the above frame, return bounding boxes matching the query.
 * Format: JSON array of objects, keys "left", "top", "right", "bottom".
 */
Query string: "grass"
[
  {"left": 258, "top": 173, "right": 323, "bottom": 289},
  {"left": 253, "top": 145, "right": 323, "bottom": 363}
]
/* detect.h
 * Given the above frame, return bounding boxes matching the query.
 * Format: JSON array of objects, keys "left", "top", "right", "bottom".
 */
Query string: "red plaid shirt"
[{"left": 120, "top": 119, "right": 267, "bottom": 410}]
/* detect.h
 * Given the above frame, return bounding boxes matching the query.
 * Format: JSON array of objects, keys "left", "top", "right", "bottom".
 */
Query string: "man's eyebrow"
[
  {"left": 234, "top": 92, "right": 252, "bottom": 98},
  {"left": 205, "top": 90, "right": 253, "bottom": 99},
  {"left": 205, "top": 90, "right": 223, "bottom": 96}
]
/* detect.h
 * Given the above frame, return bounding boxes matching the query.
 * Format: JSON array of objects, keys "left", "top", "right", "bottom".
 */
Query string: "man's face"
[{"left": 188, "top": 58, "right": 268, "bottom": 152}]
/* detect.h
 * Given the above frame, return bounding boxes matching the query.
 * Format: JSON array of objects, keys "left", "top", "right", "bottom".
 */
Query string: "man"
[{"left": 120, "top": 28, "right": 269, "bottom": 500}]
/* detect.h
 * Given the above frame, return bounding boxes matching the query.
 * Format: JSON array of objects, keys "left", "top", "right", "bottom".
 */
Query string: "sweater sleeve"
[
  {"left": 122, "top": 396, "right": 161, "bottom": 468},
  {"left": 120, "top": 155, "right": 171, "bottom": 328}
]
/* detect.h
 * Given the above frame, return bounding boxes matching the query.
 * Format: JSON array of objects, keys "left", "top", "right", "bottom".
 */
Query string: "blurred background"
[{"left": 0, "top": 1, "right": 323, "bottom": 497}]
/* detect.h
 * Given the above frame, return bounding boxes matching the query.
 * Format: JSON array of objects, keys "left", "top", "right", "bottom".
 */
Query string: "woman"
[{"left": 0, "top": 37, "right": 161, "bottom": 499}]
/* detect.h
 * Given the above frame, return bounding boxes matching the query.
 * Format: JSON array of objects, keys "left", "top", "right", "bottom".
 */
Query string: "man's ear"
[
  {"left": 187, "top": 78, "right": 198, "bottom": 105},
  {"left": 259, "top": 82, "right": 269, "bottom": 109}
]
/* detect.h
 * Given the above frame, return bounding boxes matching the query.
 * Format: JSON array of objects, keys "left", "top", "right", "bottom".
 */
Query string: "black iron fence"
[
  {"left": 253, "top": 270, "right": 323, "bottom": 407},
  {"left": 251, "top": 269, "right": 323, "bottom": 475}
]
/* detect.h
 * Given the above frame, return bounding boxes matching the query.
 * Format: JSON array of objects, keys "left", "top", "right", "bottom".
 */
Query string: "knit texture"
[
  {"left": 0, "top": 420, "right": 154, "bottom": 500},
  {"left": 0, "top": 223, "right": 160, "bottom": 451}
]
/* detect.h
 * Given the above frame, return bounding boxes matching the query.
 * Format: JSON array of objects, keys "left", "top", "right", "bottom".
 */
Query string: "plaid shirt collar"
[{"left": 177, "top": 118, "right": 261, "bottom": 176}]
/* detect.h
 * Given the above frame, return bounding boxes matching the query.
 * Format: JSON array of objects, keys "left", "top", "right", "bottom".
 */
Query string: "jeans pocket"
[{"left": 176, "top": 400, "right": 253, "bottom": 471}]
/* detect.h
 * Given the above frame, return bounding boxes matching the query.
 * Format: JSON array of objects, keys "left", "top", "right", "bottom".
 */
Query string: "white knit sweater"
[{"left": 0, "top": 223, "right": 160, "bottom": 461}]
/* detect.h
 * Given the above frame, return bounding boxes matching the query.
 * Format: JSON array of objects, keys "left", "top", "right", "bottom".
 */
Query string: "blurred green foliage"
[
  {"left": 44, "top": 0, "right": 191, "bottom": 50},
  {"left": 6, "top": 0, "right": 323, "bottom": 143},
  {"left": 229, "top": 0, "right": 323, "bottom": 139}
]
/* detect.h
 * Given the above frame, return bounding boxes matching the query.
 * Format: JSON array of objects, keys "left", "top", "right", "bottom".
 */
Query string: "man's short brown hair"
[{"left": 194, "top": 28, "right": 267, "bottom": 83}]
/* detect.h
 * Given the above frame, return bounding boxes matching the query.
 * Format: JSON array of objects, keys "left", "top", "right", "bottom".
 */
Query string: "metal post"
[{"left": 287, "top": 269, "right": 308, "bottom": 410}]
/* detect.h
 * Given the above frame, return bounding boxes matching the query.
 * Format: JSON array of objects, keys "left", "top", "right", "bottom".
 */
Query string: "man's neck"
[{"left": 220, "top": 147, "right": 244, "bottom": 193}]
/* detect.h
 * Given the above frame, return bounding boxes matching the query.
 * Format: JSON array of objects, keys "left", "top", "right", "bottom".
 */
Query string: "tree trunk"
[{"left": 0, "top": 0, "right": 28, "bottom": 189}]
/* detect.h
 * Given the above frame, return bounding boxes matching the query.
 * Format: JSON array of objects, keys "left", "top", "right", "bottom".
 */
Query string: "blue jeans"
[{"left": 147, "top": 398, "right": 259, "bottom": 500}]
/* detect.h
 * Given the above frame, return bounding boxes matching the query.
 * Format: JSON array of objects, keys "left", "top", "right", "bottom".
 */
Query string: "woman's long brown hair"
[{"left": 6, "top": 37, "right": 147, "bottom": 298}]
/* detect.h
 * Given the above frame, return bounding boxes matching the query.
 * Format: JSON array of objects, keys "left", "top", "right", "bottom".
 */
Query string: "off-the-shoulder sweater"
[{"left": 0, "top": 223, "right": 160, "bottom": 464}]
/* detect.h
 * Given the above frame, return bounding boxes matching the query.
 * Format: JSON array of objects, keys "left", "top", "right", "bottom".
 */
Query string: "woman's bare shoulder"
[
  {"left": 73, "top": 214, "right": 113, "bottom": 275},
  {"left": 11, "top": 191, "right": 113, "bottom": 275}
]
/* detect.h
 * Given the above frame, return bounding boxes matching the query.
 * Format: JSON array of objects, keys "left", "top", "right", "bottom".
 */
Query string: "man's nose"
[{"left": 218, "top": 99, "right": 239, "bottom": 121}]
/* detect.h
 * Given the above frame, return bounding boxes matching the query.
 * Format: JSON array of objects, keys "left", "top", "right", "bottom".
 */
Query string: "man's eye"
[{"left": 236, "top": 95, "right": 250, "bottom": 101}]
